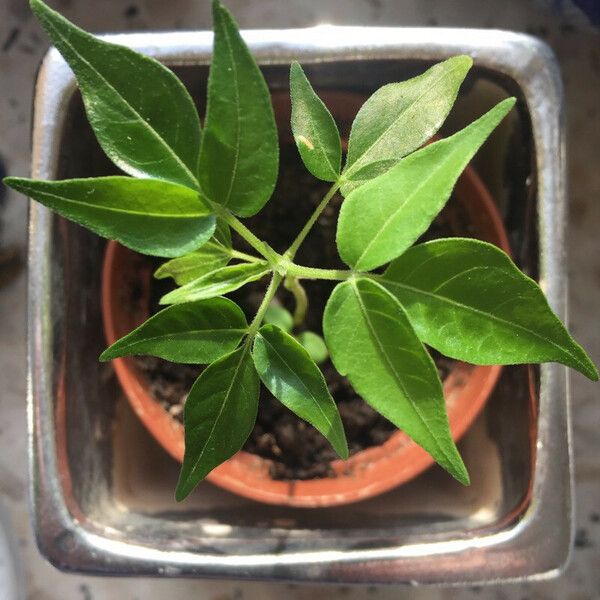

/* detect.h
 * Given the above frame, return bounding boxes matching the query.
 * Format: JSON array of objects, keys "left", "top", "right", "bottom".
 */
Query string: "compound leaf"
[
  {"left": 5, "top": 176, "right": 214, "bottom": 257},
  {"left": 100, "top": 297, "right": 247, "bottom": 364},
  {"left": 198, "top": 0, "right": 278, "bottom": 216},
  {"left": 380, "top": 238, "right": 598, "bottom": 381},
  {"left": 160, "top": 262, "right": 269, "bottom": 304},
  {"left": 341, "top": 56, "right": 472, "bottom": 196},
  {"left": 323, "top": 277, "right": 469, "bottom": 484},
  {"left": 31, "top": 0, "right": 201, "bottom": 189},
  {"left": 176, "top": 346, "right": 258, "bottom": 500},
  {"left": 155, "top": 221, "right": 232, "bottom": 284},
  {"left": 290, "top": 61, "right": 341, "bottom": 182},
  {"left": 252, "top": 324, "right": 348, "bottom": 459},
  {"left": 337, "top": 98, "right": 515, "bottom": 271}
]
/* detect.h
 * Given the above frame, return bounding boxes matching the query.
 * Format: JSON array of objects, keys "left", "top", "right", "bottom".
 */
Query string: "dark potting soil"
[{"left": 135, "top": 143, "right": 462, "bottom": 481}]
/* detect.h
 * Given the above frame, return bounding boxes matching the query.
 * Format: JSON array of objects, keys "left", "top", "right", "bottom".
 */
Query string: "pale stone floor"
[{"left": 0, "top": 0, "right": 598, "bottom": 598}]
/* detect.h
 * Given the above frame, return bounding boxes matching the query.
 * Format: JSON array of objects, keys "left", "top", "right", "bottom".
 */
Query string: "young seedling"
[{"left": 7, "top": 0, "right": 597, "bottom": 501}]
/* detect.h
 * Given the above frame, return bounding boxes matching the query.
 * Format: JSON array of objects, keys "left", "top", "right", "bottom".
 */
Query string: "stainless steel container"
[{"left": 28, "top": 27, "right": 570, "bottom": 584}]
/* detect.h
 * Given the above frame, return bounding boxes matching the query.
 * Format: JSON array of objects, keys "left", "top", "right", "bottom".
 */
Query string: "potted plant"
[
  {"left": 7, "top": 0, "right": 596, "bottom": 507},
  {"left": 16, "top": 0, "right": 596, "bottom": 583}
]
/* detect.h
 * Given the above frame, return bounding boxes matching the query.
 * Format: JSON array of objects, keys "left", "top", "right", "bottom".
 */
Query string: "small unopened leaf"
[
  {"left": 160, "top": 262, "right": 269, "bottom": 304},
  {"left": 337, "top": 98, "right": 515, "bottom": 271},
  {"left": 323, "top": 277, "right": 469, "bottom": 484},
  {"left": 380, "top": 238, "right": 598, "bottom": 381},
  {"left": 198, "top": 0, "right": 278, "bottom": 216},
  {"left": 155, "top": 221, "right": 232, "bottom": 284},
  {"left": 296, "top": 331, "right": 329, "bottom": 364},
  {"left": 31, "top": 0, "right": 200, "bottom": 189},
  {"left": 5, "top": 176, "right": 215, "bottom": 257},
  {"left": 263, "top": 303, "right": 294, "bottom": 333},
  {"left": 176, "top": 346, "right": 259, "bottom": 500},
  {"left": 290, "top": 62, "right": 341, "bottom": 182},
  {"left": 252, "top": 324, "right": 348, "bottom": 459},
  {"left": 100, "top": 297, "right": 247, "bottom": 364},
  {"left": 341, "top": 56, "right": 473, "bottom": 196}
]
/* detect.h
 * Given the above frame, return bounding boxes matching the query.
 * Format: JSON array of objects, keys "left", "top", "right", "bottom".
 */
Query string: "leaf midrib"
[
  {"left": 343, "top": 62, "right": 464, "bottom": 180},
  {"left": 380, "top": 276, "right": 581, "bottom": 365},
  {"left": 25, "top": 188, "right": 208, "bottom": 220},
  {"left": 350, "top": 280, "right": 454, "bottom": 467},
  {"left": 352, "top": 139, "right": 462, "bottom": 269},
  {"left": 113, "top": 328, "right": 247, "bottom": 351},
  {"left": 185, "top": 346, "right": 250, "bottom": 486},
  {"left": 258, "top": 332, "right": 336, "bottom": 439},
  {"left": 219, "top": 16, "right": 241, "bottom": 208}
]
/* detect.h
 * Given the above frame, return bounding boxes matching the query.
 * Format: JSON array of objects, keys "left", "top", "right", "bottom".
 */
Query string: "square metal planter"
[{"left": 28, "top": 26, "right": 570, "bottom": 584}]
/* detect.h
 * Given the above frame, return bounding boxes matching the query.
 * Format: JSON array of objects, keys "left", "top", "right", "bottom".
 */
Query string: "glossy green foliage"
[
  {"left": 341, "top": 56, "right": 472, "bottom": 196},
  {"left": 12, "top": 0, "right": 597, "bottom": 502},
  {"left": 176, "top": 346, "right": 259, "bottom": 500},
  {"left": 5, "top": 176, "right": 214, "bottom": 257},
  {"left": 380, "top": 238, "right": 598, "bottom": 380},
  {"left": 337, "top": 98, "right": 516, "bottom": 271},
  {"left": 100, "top": 298, "right": 247, "bottom": 364},
  {"left": 31, "top": 0, "right": 201, "bottom": 189},
  {"left": 290, "top": 62, "right": 341, "bottom": 182},
  {"left": 160, "top": 262, "right": 269, "bottom": 304},
  {"left": 252, "top": 325, "right": 348, "bottom": 459},
  {"left": 323, "top": 278, "right": 468, "bottom": 483},
  {"left": 154, "top": 221, "right": 232, "bottom": 284},
  {"left": 198, "top": 0, "right": 278, "bottom": 216}
]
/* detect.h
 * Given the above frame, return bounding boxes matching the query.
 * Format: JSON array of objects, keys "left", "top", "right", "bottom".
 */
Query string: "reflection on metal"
[{"left": 28, "top": 27, "right": 569, "bottom": 583}]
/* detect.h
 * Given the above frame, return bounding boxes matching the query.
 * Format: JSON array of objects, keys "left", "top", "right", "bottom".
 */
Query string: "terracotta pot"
[{"left": 102, "top": 91, "right": 510, "bottom": 507}]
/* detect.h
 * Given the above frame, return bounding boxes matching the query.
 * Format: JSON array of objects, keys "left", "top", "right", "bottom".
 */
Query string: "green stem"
[
  {"left": 284, "top": 276, "right": 308, "bottom": 326},
  {"left": 211, "top": 204, "right": 278, "bottom": 263},
  {"left": 247, "top": 272, "right": 284, "bottom": 339},
  {"left": 285, "top": 262, "right": 354, "bottom": 281},
  {"left": 286, "top": 181, "right": 340, "bottom": 259},
  {"left": 230, "top": 249, "right": 263, "bottom": 263}
]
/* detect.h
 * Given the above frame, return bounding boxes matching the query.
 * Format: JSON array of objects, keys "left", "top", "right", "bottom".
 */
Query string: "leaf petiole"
[
  {"left": 211, "top": 202, "right": 279, "bottom": 264},
  {"left": 246, "top": 272, "right": 284, "bottom": 340},
  {"left": 285, "top": 263, "right": 354, "bottom": 281},
  {"left": 286, "top": 180, "right": 341, "bottom": 259},
  {"left": 229, "top": 249, "right": 263, "bottom": 263},
  {"left": 284, "top": 276, "right": 308, "bottom": 326}
]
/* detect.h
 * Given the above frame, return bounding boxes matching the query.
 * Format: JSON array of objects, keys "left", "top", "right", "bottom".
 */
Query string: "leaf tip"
[
  {"left": 2, "top": 176, "right": 18, "bottom": 189},
  {"left": 337, "top": 443, "right": 350, "bottom": 461},
  {"left": 174, "top": 481, "right": 191, "bottom": 502},
  {"left": 579, "top": 357, "right": 599, "bottom": 382},
  {"left": 98, "top": 348, "right": 113, "bottom": 362}
]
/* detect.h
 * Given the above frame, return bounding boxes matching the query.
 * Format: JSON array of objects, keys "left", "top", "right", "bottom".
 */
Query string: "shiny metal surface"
[{"left": 28, "top": 27, "right": 569, "bottom": 583}]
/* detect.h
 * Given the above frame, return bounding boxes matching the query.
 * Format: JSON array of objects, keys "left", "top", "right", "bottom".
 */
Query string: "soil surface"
[{"left": 135, "top": 142, "right": 461, "bottom": 480}]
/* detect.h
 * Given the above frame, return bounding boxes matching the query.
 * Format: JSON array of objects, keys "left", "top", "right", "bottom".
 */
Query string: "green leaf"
[
  {"left": 323, "top": 277, "right": 469, "bottom": 484},
  {"left": 337, "top": 98, "right": 515, "bottom": 272},
  {"left": 341, "top": 56, "right": 473, "bottom": 196},
  {"left": 31, "top": 0, "right": 200, "bottom": 189},
  {"left": 290, "top": 62, "right": 341, "bottom": 182},
  {"left": 380, "top": 238, "right": 599, "bottom": 381},
  {"left": 154, "top": 221, "right": 232, "bottom": 284},
  {"left": 252, "top": 324, "right": 348, "bottom": 459},
  {"left": 160, "top": 262, "right": 269, "bottom": 304},
  {"left": 296, "top": 331, "right": 329, "bottom": 364},
  {"left": 198, "top": 0, "right": 278, "bottom": 217},
  {"left": 263, "top": 303, "right": 294, "bottom": 333},
  {"left": 100, "top": 297, "right": 247, "bottom": 364},
  {"left": 5, "top": 176, "right": 215, "bottom": 258},
  {"left": 176, "top": 346, "right": 259, "bottom": 500}
]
